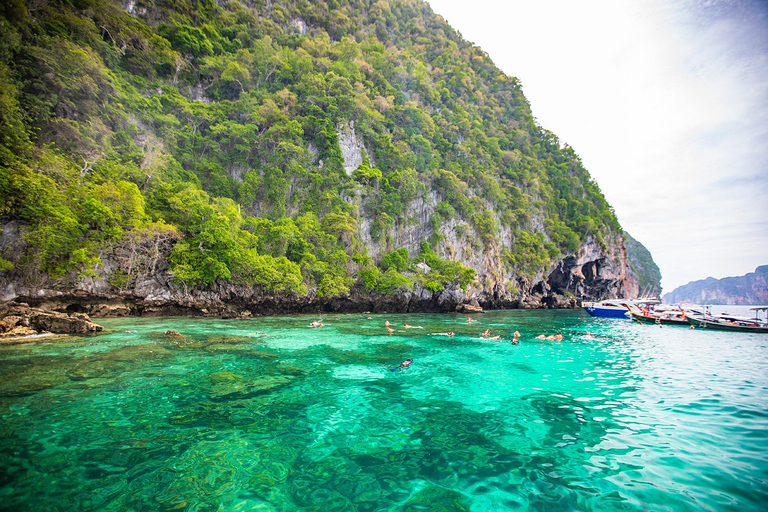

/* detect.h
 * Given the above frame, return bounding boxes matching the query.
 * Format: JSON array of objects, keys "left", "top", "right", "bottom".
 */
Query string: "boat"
[
  {"left": 629, "top": 308, "right": 690, "bottom": 326},
  {"left": 582, "top": 298, "right": 660, "bottom": 319},
  {"left": 582, "top": 299, "right": 632, "bottom": 318},
  {"left": 687, "top": 307, "right": 768, "bottom": 333},
  {"left": 626, "top": 303, "right": 691, "bottom": 326}
]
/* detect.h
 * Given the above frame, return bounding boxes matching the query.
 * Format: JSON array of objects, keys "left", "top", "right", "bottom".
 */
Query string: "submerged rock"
[
  {"left": 209, "top": 374, "right": 294, "bottom": 401},
  {"left": 402, "top": 485, "right": 472, "bottom": 511}
]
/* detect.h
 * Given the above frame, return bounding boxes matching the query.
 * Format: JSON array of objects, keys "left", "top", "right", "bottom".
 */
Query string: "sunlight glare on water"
[{"left": 0, "top": 309, "right": 766, "bottom": 511}]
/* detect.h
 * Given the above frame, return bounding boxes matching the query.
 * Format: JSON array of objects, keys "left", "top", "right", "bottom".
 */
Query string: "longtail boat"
[{"left": 687, "top": 307, "right": 768, "bottom": 333}]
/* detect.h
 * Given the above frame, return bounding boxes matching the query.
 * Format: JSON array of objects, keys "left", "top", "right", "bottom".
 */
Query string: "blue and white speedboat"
[
  {"left": 582, "top": 298, "right": 660, "bottom": 318},
  {"left": 582, "top": 300, "right": 633, "bottom": 318}
]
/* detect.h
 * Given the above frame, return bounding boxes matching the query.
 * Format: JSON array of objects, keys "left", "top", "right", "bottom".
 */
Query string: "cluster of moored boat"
[{"left": 581, "top": 298, "right": 768, "bottom": 333}]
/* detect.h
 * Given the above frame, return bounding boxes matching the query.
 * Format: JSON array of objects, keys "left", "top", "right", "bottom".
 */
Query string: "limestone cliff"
[
  {"left": 0, "top": 213, "right": 637, "bottom": 316},
  {"left": 0, "top": 0, "right": 641, "bottom": 316}
]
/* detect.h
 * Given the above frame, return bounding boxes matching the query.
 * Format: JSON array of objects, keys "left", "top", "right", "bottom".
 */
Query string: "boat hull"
[
  {"left": 688, "top": 316, "right": 768, "bottom": 333},
  {"left": 583, "top": 307, "right": 629, "bottom": 318},
  {"left": 630, "top": 312, "right": 690, "bottom": 326}
]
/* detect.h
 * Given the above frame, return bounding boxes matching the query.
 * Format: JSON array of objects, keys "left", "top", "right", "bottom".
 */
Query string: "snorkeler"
[{"left": 391, "top": 358, "right": 413, "bottom": 371}]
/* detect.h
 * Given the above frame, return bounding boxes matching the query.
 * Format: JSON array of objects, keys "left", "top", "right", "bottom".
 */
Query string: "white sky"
[{"left": 427, "top": 0, "right": 768, "bottom": 293}]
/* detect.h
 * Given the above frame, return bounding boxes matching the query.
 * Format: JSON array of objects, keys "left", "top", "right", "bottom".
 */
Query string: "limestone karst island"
[{"left": 0, "top": 0, "right": 660, "bottom": 335}]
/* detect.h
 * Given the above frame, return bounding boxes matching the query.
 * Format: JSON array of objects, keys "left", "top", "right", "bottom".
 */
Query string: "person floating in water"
[
  {"left": 482, "top": 329, "right": 491, "bottom": 337},
  {"left": 467, "top": 317, "right": 474, "bottom": 323},
  {"left": 432, "top": 331, "right": 455, "bottom": 337},
  {"left": 308, "top": 320, "right": 323, "bottom": 328},
  {"left": 513, "top": 331, "right": 521, "bottom": 338},
  {"left": 386, "top": 326, "right": 395, "bottom": 334},
  {"left": 404, "top": 323, "right": 423, "bottom": 329},
  {"left": 392, "top": 358, "right": 413, "bottom": 371}
]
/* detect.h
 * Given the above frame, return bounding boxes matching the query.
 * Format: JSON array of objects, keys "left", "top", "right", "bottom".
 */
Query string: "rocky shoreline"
[
  {"left": 0, "top": 301, "right": 104, "bottom": 342},
  {"left": 0, "top": 284, "right": 581, "bottom": 340}
]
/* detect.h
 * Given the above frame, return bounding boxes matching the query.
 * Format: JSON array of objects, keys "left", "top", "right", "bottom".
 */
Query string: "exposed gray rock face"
[
  {"left": 338, "top": 121, "right": 367, "bottom": 175},
  {"left": 289, "top": 17, "right": 309, "bottom": 35}
]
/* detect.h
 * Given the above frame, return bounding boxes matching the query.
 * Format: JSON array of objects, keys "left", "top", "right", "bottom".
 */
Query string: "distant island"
[{"left": 663, "top": 266, "right": 768, "bottom": 305}]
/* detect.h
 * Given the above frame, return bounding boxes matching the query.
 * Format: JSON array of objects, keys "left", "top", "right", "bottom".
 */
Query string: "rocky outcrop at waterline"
[{"left": 0, "top": 302, "right": 104, "bottom": 340}]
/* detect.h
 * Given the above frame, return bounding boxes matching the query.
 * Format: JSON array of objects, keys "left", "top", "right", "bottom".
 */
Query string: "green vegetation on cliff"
[
  {"left": 0, "top": 0, "right": 622, "bottom": 298},
  {"left": 623, "top": 231, "right": 661, "bottom": 297}
]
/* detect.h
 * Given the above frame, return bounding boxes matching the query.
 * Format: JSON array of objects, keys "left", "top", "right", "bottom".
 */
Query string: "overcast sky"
[{"left": 427, "top": 0, "right": 768, "bottom": 293}]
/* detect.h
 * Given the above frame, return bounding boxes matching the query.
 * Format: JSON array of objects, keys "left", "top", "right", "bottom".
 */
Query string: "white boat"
[{"left": 582, "top": 298, "right": 660, "bottom": 319}]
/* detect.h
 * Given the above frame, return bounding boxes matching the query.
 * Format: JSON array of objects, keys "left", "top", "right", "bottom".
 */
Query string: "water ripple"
[{"left": 0, "top": 310, "right": 766, "bottom": 510}]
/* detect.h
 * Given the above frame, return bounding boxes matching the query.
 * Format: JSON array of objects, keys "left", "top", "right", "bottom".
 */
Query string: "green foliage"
[
  {"left": 69, "top": 248, "right": 101, "bottom": 280},
  {"left": 379, "top": 248, "right": 410, "bottom": 272},
  {"left": 356, "top": 266, "right": 383, "bottom": 290},
  {"left": 0, "top": 0, "right": 624, "bottom": 300},
  {"left": 352, "top": 160, "right": 382, "bottom": 185},
  {"left": 414, "top": 242, "right": 476, "bottom": 292},
  {"left": 375, "top": 267, "right": 413, "bottom": 294},
  {"left": 503, "top": 231, "right": 552, "bottom": 280},
  {"left": 0, "top": 256, "right": 14, "bottom": 271}
]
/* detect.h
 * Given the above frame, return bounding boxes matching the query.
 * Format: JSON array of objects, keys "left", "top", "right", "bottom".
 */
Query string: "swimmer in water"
[
  {"left": 535, "top": 334, "right": 546, "bottom": 340},
  {"left": 392, "top": 358, "right": 413, "bottom": 371},
  {"left": 404, "top": 323, "right": 423, "bottom": 329},
  {"left": 482, "top": 329, "right": 491, "bottom": 337},
  {"left": 467, "top": 317, "right": 474, "bottom": 323},
  {"left": 387, "top": 327, "right": 395, "bottom": 334},
  {"left": 432, "top": 332, "right": 455, "bottom": 337}
]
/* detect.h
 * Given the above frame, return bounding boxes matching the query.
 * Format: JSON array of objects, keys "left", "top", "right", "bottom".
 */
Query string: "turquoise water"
[{"left": 1, "top": 309, "right": 767, "bottom": 511}]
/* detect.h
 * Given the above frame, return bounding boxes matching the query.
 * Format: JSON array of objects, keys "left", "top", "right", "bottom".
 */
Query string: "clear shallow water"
[{"left": 0, "top": 310, "right": 766, "bottom": 511}]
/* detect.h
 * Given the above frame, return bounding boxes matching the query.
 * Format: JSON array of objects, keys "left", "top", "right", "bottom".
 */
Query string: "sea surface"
[{"left": 1, "top": 309, "right": 767, "bottom": 511}]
